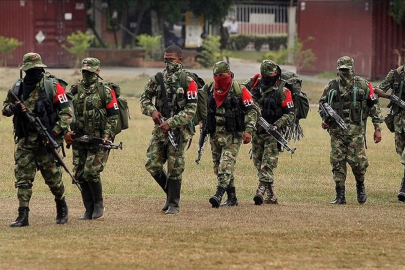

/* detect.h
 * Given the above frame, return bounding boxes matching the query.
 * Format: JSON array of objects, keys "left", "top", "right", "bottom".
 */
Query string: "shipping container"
[
  {"left": 298, "top": 0, "right": 405, "bottom": 79},
  {"left": 0, "top": 0, "right": 87, "bottom": 68}
]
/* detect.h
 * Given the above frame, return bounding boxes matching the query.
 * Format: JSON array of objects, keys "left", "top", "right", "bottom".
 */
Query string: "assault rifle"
[
  {"left": 195, "top": 122, "right": 208, "bottom": 164},
  {"left": 9, "top": 85, "right": 81, "bottom": 191},
  {"left": 319, "top": 103, "right": 348, "bottom": 130},
  {"left": 73, "top": 134, "right": 123, "bottom": 150},
  {"left": 389, "top": 94, "right": 405, "bottom": 110},
  {"left": 160, "top": 118, "right": 178, "bottom": 150},
  {"left": 257, "top": 117, "right": 296, "bottom": 154}
]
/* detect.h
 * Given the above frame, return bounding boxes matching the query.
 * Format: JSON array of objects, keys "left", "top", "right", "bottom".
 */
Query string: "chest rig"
[
  {"left": 327, "top": 78, "right": 369, "bottom": 123},
  {"left": 206, "top": 83, "right": 245, "bottom": 134},
  {"left": 251, "top": 83, "right": 283, "bottom": 125},
  {"left": 154, "top": 72, "right": 187, "bottom": 119},
  {"left": 390, "top": 67, "right": 405, "bottom": 114},
  {"left": 73, "top": 83, "right": 106, "bottom": 137}
]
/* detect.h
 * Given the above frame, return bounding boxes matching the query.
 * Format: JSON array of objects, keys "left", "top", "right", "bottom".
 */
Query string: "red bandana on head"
[{"left": 214, "top": 76, "right": 233, "bottom": 107}]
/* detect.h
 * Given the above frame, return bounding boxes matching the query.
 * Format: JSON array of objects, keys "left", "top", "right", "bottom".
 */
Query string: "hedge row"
[{"left": 229, "top": 35, "right": 288, "bottom": 51}]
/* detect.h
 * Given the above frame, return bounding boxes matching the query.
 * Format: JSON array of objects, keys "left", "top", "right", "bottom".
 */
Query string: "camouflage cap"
[
  {"left": 337, "top": 56, "right": 354, "bottom": 70},
  {"left": 213, "top": 61, "right": 230, "bottom": 74},
  {"left": 81, "top": 58, "right": 100, "bottom": 72},
  {"left": 260, "top": 60, "right": 278, "bottom": 77},
  {"left": 19, "top": 52, "right": 47, "bottom": 71}
]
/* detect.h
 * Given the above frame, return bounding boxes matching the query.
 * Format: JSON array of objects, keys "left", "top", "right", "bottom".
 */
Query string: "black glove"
[{"left": 10, "top": 103, "right": 23, "bottom": 116}]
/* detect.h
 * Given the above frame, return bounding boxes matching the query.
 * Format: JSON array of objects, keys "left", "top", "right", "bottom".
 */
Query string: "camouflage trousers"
[
  {"left": 72, "top": 143, "right": 109, "bottom": 183},
  {"left": 394, "top": 131, "right": 405, "bottom": 166},
  {"left": 330, "top": 132, "right": 368, "bottom": 184},
  {"left": 251, "top": 132, "right": 278, "bottom": 183},
  {"left": 210, "top": 131, "right": 242, "bottom": 189},
  {"left": 14, "top": 139, "right": 65, "bottom": 207},
  {"left": 145, "top": 134, "right": 187, "bottom": 180}
]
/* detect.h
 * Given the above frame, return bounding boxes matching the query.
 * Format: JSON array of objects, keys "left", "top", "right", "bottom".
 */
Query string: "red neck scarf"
[{"left": 214, "top": 76, "right": 233, "bottom": 107}]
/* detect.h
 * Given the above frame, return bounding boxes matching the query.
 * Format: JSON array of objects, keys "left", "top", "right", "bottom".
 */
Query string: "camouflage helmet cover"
[
  {"left": 19, "top": 52, "right": 47, "bottom": 71},
  {"left": 337, "top": 56, "right": 354, "bottom": 70},
  {"left": 81, "top": 58, "right": 100, "bottom": 72},
  {"left": 260, "top": 60, "right": 278, "bottom": 77},
  {"left": 213, "top": 61, "right": 230, "bottom": 74}
]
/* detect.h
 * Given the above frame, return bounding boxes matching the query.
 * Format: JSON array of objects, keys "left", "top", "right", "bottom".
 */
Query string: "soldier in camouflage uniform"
[
  {"left": 206, "top": 61, "right": 258, "bottom": 208},
  {"left": 374, "top": 54, "right": 405, "bottom": 202},
  {"left": 2, "top": 52, "right": 73, "bottom": 227},
  {"left": 243, "top": 60, "right": 295, "bottom": 205},
  {"left": 140, "top": 45, "right": 198, "bottom": 214},
  {"left": 319, "top": 56, "right": 383, "bottom": 205},
  {"left": 64, "top": 58, "right": 119, "bottom": 220}
]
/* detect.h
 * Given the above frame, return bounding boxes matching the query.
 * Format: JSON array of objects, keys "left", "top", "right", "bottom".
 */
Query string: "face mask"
[
  {"left": 214, "top": 75, "right": 232, "bottom": 91},
  {"left": 338, "top": 69, "right": 354, "bottom": 85},
  {"left": 165, "top": 59, "right": 182, "bottom": 74},
  {"left": 261, "top": 76, "right": 278, "bottom": 87},
  {"left": 24, "top": 68, "right": 44, "bottom": 85},
  {"left": 82, "top": 71, "right": 98, "bottom": 86}
]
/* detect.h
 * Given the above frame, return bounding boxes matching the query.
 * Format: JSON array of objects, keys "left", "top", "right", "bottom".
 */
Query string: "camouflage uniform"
[
  {"left": 140, "top": 54, "right": 197, "bottom": 214},
  {"left": 67, "top": 58, "right": 119, "bottom": 220},
  {"left": 207, "top": 61, "right": 258, "bottom": 207},
  {"left": 2, "top": 52, "right": 73, "bottom": 226},
  {"left": 319, "top": 56, "right": 383, "bottom": 204},
  {"left": 376, "top": 64, "right": 405, "bottom": 201},
  {"left": 243, "top": 60, "right": 295, "bottom": 205}
]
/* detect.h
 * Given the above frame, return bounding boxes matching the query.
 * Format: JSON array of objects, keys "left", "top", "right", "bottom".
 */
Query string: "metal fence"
[{"left": 226, "top": 2, "right": 290, "bottom": 36}]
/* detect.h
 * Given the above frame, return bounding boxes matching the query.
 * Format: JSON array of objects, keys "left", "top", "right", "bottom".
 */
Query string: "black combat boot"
[
  {"left": 10, "top": 207, "right": 29, "bottom": 227},
  {"left": 88, "top": 181, "right": 104, "bottom": 219},
  {"left": 330, "top": 184, "right": 346, "bottom": 205},
  {"left": 220, "top": 186, "right": 238, "bottom": 207},
  {"left": 55, "top": 197, "right": 68, "bottom": 224},
  {"left": 165, "top": 179, "right": 181, "bottom": 215},
  {"left": 356, "top": 180, "right": 367, "bottom": 204},
  {"left": 253, "top": 181, "right": 267, "bottom": 205},
  {"left": 264, "top": 183, "right": 278, "bottom": 204},
  {"left": 152, "top": 170, "right": 169, "bottom": 211},
  {"left": 397, "top": 178, "right": 405, "bottom": 202},
  {"left": 209, "top": 186, "right": 226, "bottom": 208},
  {"left": 78, "top": 182, "right": 94, "bottom": 220}
]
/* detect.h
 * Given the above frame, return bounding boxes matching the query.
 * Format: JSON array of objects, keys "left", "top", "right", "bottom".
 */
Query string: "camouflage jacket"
[
  {"left": 243, "top": 77, "right": 294, "bottom": 129},
  {"left": 319, "top": 76, "right": 383, "bottom": 135},
  {"left": 140, "top": 69, "right": 197, "bottom": 141},
  {"left": 71, "top": 79, "right": 119, "bottom": 139},
  {"left": 377, "top": 65, "right": 405, "bottom": 132},
  {"left": 2, "top": 76, "right": 73, "bottom": 144}
]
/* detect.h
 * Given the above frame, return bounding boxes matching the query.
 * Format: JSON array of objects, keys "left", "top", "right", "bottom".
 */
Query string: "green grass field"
[{"left": 0, "top": 68, "right": 404, "bottom": 269}]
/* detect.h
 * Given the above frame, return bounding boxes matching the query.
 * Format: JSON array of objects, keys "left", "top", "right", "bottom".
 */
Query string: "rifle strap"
[
  {"left": 333, "top": 79, "right": 343, "bottom": 116},
  {"left": 156, "top": 72, "right": 170, "bottom": 118},
  {"left": 393, "top": 69, "right": 404, "bottom": 101}
]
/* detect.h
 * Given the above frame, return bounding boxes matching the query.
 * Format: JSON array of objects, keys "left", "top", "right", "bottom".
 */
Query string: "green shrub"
[
  {"left": 262, "top": 50, "right": 288, "bottom": 64},
  {"left": 62, "top": 30, "right": 94, "bottom": 69},
  {"left": 137, "top": 34, "right": 162, "bottom": 61},
  {"left": 0, "top": 35, "right": 23, "bottom": 67},
  {"left": 196, "top": 35, "right": 222, "bottom": 68}
]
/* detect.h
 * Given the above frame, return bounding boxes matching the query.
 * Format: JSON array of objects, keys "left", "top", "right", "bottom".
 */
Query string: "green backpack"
[
  {"left": 179, "top": 70, "right": 206, "bottom": 125},
  {"left": 98, "top": 82, "right": 129, "bottom": 135}
]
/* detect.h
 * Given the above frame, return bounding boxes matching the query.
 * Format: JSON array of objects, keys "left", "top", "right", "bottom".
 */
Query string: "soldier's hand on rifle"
[
  {"left": 64, "top": 132, "right": 75, "bottom": 145},
  {"left": 374, "top": 129, "right": 382, "bottom": 143},
  {"left": 242, "top": 132, "right": 252, "bottom": 144},
  {"left": 159, "top": 120, "right": 170, "bottom": 133},
  {"left": 321, "top": 121, "right": 329, "bottom": 130},
  {"left": 10, "top": 102, "right": 26, "bottom": 116},
  {"left": 152, "top": 110, "right": 163, "bottom": 124}
]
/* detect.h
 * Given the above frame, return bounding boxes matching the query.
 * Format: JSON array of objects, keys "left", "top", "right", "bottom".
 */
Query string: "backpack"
[
  {"left": 250, "top": 70, "right": 309, "bottom": 120},
  {"left": 98, "top": 82, "right": 130, "bottom": 135},
  {"left": 43, "top": 73, "right": 75, "bottom": 123},
  {"left": 250, "top": 70, "right": 309, "bottom": 141},
  {"left": 179, "top": 70, "right": 206, "bottom": 125}
]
